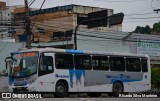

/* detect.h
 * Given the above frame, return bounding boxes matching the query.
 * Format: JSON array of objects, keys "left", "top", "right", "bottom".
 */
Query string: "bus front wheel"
[{"left": 55, "top": 82, "right": 67, "bottom": 98}]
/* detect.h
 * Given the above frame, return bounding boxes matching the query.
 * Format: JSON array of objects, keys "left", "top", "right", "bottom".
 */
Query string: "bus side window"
[
  {"left": 39, "top": 55, "right": 54, "bottom": 76},
  {"left": 141, "top": 58, "right": 148, "bottom": 72},
  {"left": 75, "top": 55, "right": 91, "bottom": 70},
  {"left": 55, "top": 53, "right": 73, "bottom": 69},
  {"left": 126, "top": 58, "right": 141, "bottom": 72},
  {"left": 43, "top": 56, "right": 53, "bottom": 71},
  {"left": 109, "top": 57, "right": 125, "bottom": 71},
  {"left": 92, "top": 56, "right": 109, "bottom": 71}
]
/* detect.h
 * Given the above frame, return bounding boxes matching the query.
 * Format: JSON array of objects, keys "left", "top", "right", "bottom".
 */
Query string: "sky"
[{"left": 1, "top": 0, "right": 160, "bottom": 32}]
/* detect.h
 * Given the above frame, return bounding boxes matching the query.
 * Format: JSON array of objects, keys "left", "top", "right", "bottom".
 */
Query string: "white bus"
[{"left": 5, "top": 48, "right": 151, "bottom": 97}]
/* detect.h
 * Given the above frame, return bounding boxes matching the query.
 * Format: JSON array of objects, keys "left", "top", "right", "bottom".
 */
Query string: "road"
[
  {"left": 0, "top": 92, "right": 160, "bottom": 101},
  {"left": 1, "top": 98, "right": 160, "bottom": 101}
]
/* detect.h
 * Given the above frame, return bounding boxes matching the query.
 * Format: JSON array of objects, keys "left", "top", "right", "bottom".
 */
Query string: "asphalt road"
[
  {"left": 1, "top": 92, "right": 160, "bottom": 101},
  {"left": 1, "top": 98, "right": 160, "bottom": 101}
]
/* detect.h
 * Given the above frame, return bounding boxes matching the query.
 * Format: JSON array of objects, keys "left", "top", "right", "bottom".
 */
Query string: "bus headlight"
[
  {"left": 28, "top": 79, "right": 35, "bottom": 84},
  {"left": 27, "top": 75, "right": 36, "bottom": 84},
  {"left": 30, "top": 87, "right": 36, "bottom": 91}
]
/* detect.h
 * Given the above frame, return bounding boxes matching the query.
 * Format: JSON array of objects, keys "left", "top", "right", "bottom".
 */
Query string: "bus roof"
[{"left": 16, "top": 47, "right": 149, "bottom": 58}]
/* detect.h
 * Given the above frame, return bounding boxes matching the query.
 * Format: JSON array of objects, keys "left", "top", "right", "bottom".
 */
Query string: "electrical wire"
[
  {"left": 125, "top": 12, "right": 155, "bottom": 16},
  {"left": 124, "top": 6, "right": 158, "bottom": 17},
  {"left": 123, "top": 20, "right": 160, "bottom": 23},
  {"left": 29, "top": 0, "right": 36, "bottom": 7},
  {"left": 125, "top": 16, "right": 160, "bottom": 19},
  {"left": 31, "top": 0, "right": 46, "bottom": 32},
  {"left": 151, "top": 0, "right": 155, "bottom": 10},
  {"left": 93, "top": 0, "right": 147, "bottom": 2},
  {"left": 76, "top": 33, "right": 160, "bottom": 43},
  {"left": 28, "top": 0, "right": 34, "bottom": 4}
]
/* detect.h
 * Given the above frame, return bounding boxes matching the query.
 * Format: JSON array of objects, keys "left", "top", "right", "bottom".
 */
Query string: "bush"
[{"left": 151, "top": 67, "right": 160, "bottom": 87}]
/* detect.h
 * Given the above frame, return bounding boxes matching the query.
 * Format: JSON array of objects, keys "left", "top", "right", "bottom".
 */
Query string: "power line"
[
  {"left": 124, "top": 0, "right": 160, "bottom": 16},
  {"left": 151, "top": 0, "right": 155, "bottom": 10},
  {"left": 123, "top": 20, "right": 160, "bottom": 23},
  {"left": 31, "top": 0, "right": 46, "bottom": 32},
  {"left": 77, "top": 33, "right": 160, "bottom": 44},
  {"left": 93, "top": 0, "right": 147, "bottom": 2},
  {"left": 125, "top": 16, "right": 160, "bottom": 19},
  {"left": 125, "top": 12, "right": 155, "bottom": 16},
  {"left": 28, "top": 0, "right": 33, "bottom": 4},
  {"left": 29, "top": 0, "right": 35, "bottom": 7}
]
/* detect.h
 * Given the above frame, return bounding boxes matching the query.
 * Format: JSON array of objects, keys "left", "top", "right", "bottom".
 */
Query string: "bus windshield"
[{"left": 10, "top": 52, "right": 39, "bottom": 77}]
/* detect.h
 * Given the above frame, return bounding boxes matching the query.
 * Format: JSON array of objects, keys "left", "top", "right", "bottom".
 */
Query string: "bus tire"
[
  {"left": 112, "top": 82, "right": 123, "bottom": 96},
  {"left": 55, "top": 82, "right": 67, "bottom": 98}
]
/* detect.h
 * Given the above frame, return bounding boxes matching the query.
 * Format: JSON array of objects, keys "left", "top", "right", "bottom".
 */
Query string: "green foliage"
[
  {"left": 152, "top": 22, "right": 160, "bottom": 32},
  {"left": 144, "top": 25, "right": 151, "bottom": 34},
  {"left": 133, "top": 21, "right": 160, "bottom": 34},
  {"left": 151, "top": 67, "right": 160, "bottom": 87},
  {"left": 133, "top": 25, "right": 151, "bottom": 34}
]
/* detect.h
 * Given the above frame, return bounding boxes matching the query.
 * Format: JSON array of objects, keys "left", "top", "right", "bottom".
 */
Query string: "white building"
[{"left": 1, "top": 6, "right": 15, "bottom": 23}]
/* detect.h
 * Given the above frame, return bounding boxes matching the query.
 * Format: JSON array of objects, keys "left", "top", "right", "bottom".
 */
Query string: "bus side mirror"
[
  {"left": 40, "top": 53, "right": 45, "bottom": 62},
  {"left": 40, "top": 53, "right": 45, "bottom": 57},
  {"left": 5, "top": 57, "right": 13, "bottom": 69}
]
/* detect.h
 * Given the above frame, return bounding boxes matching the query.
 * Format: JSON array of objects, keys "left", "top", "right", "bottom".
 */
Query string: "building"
[
  {"left": 0, "top": 1, "right": 15, "bottom": 24},
  {"left": 124, "top": 33, "right": 160, "bottom": 67},
  {"left": 0, "top": 1, "right": 7, "bottom": 23},
  {"left": 0, "top": 1, "right": 6, "bottom": 10},
  {"left": 14, "top": 4, "right": 123, "bottom": 44},
  {"left": 0, "top": 1, "right": 36, "bottom": 41}
]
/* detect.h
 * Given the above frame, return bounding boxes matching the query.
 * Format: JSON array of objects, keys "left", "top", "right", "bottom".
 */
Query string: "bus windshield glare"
[{"left": 10, "top": 52, "right": 39, "bottom": 77}]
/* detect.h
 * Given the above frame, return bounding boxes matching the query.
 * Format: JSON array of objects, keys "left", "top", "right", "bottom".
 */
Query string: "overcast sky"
[{"left": 1, "top": 0, "right": 160, "bottom": 32}]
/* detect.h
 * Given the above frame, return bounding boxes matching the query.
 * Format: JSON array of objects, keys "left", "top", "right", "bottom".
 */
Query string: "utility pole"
[{"left": 24, "top": 0, "right": 32, "bottom": 49}]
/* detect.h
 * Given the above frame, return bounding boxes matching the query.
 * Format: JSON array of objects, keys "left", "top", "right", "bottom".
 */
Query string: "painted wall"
[
  {"left": 0, "top": 42, "right": 23, "bottom": 72},
  {"left": 77, "top": 31, "right": 130, "bottom": 53}
]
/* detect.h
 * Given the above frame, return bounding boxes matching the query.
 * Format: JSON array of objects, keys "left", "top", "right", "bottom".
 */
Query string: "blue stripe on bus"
[
  {"left": 11, "top": 51, "right": 21, "bottom": 55},
  {"left": 9, "top": 77, "right": 14, "bottom": 85},
  {"left": 66, "top": 49, "right": 84, "bottom": 54},
  {"left": 111, "top": 79, "right": 141, "bottom": 83},
  {"left": 69, "top": 70, "right": 85, "bottom": 88}
]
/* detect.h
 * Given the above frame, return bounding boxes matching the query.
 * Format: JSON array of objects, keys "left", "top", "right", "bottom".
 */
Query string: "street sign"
[
  {"left": 109, "top": 13, "right": 124, "bottom": 26},
  {"left": 88, "top": 10, "right": 108, "bottom": 28},
  {"left": 18, "top": 34, "right": 27, "bottom": 42}
]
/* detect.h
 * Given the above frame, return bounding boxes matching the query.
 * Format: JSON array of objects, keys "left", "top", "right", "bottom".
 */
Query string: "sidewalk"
[{"left": 0, "top": 76, "right": 8, "bottom": 92}]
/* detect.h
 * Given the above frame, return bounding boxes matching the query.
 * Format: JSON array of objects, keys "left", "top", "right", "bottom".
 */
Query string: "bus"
[{"left": 5, "top": 48, "right": 151, "bottom": 97}]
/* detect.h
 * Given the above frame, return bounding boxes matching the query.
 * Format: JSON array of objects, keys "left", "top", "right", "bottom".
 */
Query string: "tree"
[
  {"left": 133, "top": 25, "right": 151, "bottom": 34},
  {"left": 152, "top": 22, "right": 160, "bottom": 32},
  {"left": 144, "top": 25, "right": 151, "bottom": 34},
  {"left": 134, "top": 26, "right": 141, "bottom": 33}
]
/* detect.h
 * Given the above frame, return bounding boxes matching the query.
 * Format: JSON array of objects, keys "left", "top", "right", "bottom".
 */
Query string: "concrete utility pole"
[{"left": 24, "top": 0, "right": 32, "bottom": 49}]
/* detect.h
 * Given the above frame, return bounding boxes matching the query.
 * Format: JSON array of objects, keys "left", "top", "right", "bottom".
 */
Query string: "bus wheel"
[
  {"left": 113, "top": 82, "right": 123, "bottom": 96},
  {"left": 55, "top": 82, "right": 67, "bottom": 98}
]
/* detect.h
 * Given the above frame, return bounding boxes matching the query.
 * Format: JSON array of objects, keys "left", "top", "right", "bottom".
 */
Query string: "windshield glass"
[{"left": 10, "top": 52, "right": 39, "bottom": 77}]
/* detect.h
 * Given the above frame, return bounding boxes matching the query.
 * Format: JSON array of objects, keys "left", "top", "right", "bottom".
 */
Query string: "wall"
[
  {"left": 77, "top": 31, "right": 130, "bottom": 53},
  {"left": 0, "top": 1, "right": 6, "bottom": 10},
  {"left": 1, "top": 6, "right": 14, "bottom": 21},
  {"left": 15, "top": 11, "right": 74, "bottom": 42},
  {"left": 0, "top": 42, "right": 23, "bottom": 72},
  {"left": 0, "top": 76, "right": 8, "bottom": 92}
]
